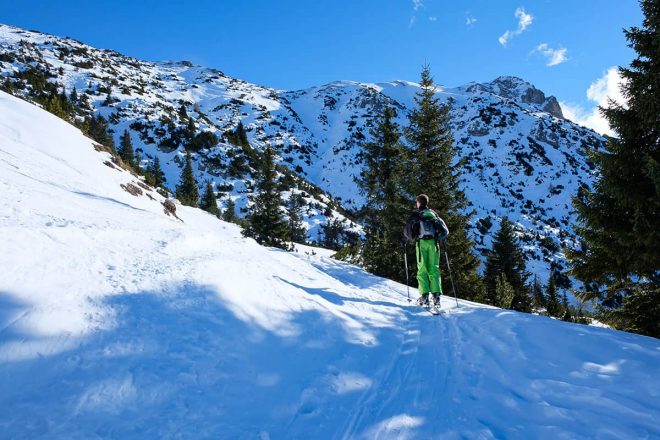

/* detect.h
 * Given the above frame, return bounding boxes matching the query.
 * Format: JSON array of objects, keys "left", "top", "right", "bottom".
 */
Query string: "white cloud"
[
  {"left": 499, "top": 30, "right": 512, "bottom": 46},
  {"left": 499, "top": 7, "right": 534, "bottom": 47},
  {"left": 515, "top": 7, "right": 533, "bottom": 32},
  {"left": 409, "top": 0, "right": 423, "bottom": 27},
  {"left": 535, "top": 43, "right": 568, "bottom": 66},
  {"left": 560, "top": 67, "right": 627, "bottom": 136},
  {"left": 429, "top": 16, "right": 437, "bottom": 22}
]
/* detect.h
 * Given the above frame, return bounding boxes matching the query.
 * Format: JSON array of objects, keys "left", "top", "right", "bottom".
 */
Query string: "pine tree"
[
  {"left": 567, "top": 0, "right": 659, "bottom": 337},
  {"left": 495, "top": 274, "right": 515, "bottom": 309},
  {"left": 86, "top": 114, "right": 115, "bottom": 150},
  {"left": 287, "top": 193, "right": 307, "bottom": 244},
  {"left": 185, "top": 118, "right": 197, "bottom": 147},
  {"left": 484, "top": 217, "right": 531, "bottom": 311},
  {"left": 531, "top": 275, "right": 546, "bottom": 311},
  {"left": 561, "top": 292, "right": 573, "bottom": 322},
  {"left": 175, "top": 153, "right": 199, "bottom": 207},
  {"left": 46, "top": 93, "right": 67, "bottom": 120},
  {"left": 118, "top": 130, "right": 136, "bottom": 167},
  {"left": 224, "top": 197, "right": 238, "bottom": 223},
  {"left": 151, "top": 156, "right": 166, "bottom": 188},
  {"left": 243, "top": 146, "right": 289, "bottom": 249},
  {"left": 236, "top": 121, "right": 249, "bottom": 147},
  {"left": 319, "top": 217, "right": 347, "bottom": 251},
  {"left": 178, "top": 103, "right": 188, "bottom": 121},
  {"left": 134, "top": 151, "right": 143, "bottom": 172},
  {"left": 404, "top": 65, "right": 482, "bottom": 299},
  {"left": 545, "top": 274, "right": 561, "bottom": 318},
  {"left": 200, "top": 180, "right": 221, "bottom": 217},
  {"left": 358, "top": 104, "right": 409, "bottom": 281}
]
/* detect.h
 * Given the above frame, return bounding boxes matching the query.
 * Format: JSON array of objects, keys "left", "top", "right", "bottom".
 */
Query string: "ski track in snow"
[{"left": 1, "top": 90, "right": 659, "bottom": 439}]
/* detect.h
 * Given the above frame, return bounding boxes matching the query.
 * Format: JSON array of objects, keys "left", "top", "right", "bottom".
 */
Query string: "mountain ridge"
[{"left": 0, "top": 22, "right": 605, "bottom": 280}]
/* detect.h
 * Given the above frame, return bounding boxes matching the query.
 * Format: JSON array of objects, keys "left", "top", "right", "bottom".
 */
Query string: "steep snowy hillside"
[
  {"left": 1, "top": 92, "right": 659, "bottom": 439},
  {"left": 0, "top": 23, "right": 605, "bottom": 278}
]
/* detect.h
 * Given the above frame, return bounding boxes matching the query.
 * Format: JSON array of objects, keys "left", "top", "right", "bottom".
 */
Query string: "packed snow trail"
[{"left": 1, "top": 91, "right": 659, "bottom": 439}]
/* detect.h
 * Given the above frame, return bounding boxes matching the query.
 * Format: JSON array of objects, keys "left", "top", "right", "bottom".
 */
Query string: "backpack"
[
  {"left": 418, "top": 216, "right": 437, "bottom": 239},
  {"left": 404, "top": 209, "right": 449, "bottom": 242},
  {"left": 416, "top": 209, "right": 449, "bottom": 240}
]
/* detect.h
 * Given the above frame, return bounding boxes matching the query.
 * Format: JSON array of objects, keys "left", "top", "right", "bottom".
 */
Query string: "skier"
[{"left": 403, "top": 194, "right": 449, "bottom": 309}]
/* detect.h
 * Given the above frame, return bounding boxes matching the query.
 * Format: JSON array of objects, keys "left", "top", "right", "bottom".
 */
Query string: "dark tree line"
[{"left": 567, "top": 0, "right": 659, "bottom": 338}]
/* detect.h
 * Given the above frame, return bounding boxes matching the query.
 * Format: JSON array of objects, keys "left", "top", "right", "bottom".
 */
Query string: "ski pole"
[
  {"left": 403, "top": 241, "right": 411, "bottom": 302},
  {"left": 443, "top": 244, "right": 459, "bottom": 308}
]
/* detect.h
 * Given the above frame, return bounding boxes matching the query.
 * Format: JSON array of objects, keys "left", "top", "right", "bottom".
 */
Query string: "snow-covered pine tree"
[
  {"left": 567, "top": 0, "right": 659, "bottom": 337},
  {"left": 200, "top": 180, "right": 221, "bottom": 217},
  {"left": 243, "top": 146, "right": 289, "bottom": 249},
  {"left": 175, "top": 153, "right": 199, "bottom": 207},
  {"left": 484, "top": 217, "right": 531, "bottom": 312},
  {"left": 358, "top": 103, "right": 409, "bottom": 281},
  {"left": 404, "top": 65, "right": 482, "bottom": 300}
]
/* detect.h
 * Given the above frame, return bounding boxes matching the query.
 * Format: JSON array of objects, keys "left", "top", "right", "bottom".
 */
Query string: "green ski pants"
[{"left": 416, "top": 238, "right": 442, "bottom": 295}]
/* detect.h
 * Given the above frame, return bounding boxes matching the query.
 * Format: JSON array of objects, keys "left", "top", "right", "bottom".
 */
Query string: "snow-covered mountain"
[
  {"left": 1, "top": 89, "right": 659, "bottom": 438},
  {"left": 0, "top": 23, "right": 604, "bottom": 278}
]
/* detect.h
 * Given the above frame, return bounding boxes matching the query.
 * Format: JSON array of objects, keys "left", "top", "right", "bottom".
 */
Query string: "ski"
[{"left": 419, "top": 304, "right": 443, "bottom": 315}]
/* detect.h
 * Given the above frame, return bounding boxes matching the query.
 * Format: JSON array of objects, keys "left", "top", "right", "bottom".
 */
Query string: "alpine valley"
[
  {"left": 2, "top": 22, "right": 659, "bottom": 440},
  {"left": 0, "top": 23, "right": 604, "bottom": 278}
]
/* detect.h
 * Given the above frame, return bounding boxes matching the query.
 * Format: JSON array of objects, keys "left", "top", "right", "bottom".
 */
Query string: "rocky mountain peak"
[{"left": 489, "top": 76, "right": 564, "bottom": 119}]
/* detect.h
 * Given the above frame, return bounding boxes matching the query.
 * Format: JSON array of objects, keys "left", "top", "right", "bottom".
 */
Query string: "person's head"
[{"left": 415, "top": 194, "right": 429, "bottom": 209}]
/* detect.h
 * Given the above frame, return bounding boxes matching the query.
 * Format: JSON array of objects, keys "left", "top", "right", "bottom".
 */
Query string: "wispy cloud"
[
  {"left": 534, "top": 43, "right": 568, "bottom": 66},
  {"left": 499, "top": 7, "right": 533, "bottom": 47},
  {"left": 429, "top": 16, "right": 437, "bottom": 22},
  {"left": 560, "top": 67, "right": 626, "bottom": 136},
  {"left": 499, "top": 30, "right": 512, "bottom": 46},
  {"left": 409, "top": 0, "right": 424, "bottom": 27}
]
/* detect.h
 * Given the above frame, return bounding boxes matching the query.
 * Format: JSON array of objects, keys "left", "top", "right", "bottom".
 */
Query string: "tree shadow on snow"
[
  {"left": 276, "top": 277, "right": 419, "bottom": 313},
  {"left": 0, "top": 284, "right": 423, "bottom": 439}
]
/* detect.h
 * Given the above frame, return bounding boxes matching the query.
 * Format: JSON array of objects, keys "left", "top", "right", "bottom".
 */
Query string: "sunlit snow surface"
[{"left": 1, "top": 91, "right": 658, "bottom": 439}]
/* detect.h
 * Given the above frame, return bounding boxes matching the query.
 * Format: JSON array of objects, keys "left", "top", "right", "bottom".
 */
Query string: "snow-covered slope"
[
  {"left": 1, "top": 91, "right": 659, "bottom": 438},
  {"left": 0, "top": 23, "right": 605, "bottom": 278}
]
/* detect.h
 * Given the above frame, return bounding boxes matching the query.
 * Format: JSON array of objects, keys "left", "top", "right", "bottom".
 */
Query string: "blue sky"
[{"left": 1, "top": 0, "right": 643, "bottom": 133}]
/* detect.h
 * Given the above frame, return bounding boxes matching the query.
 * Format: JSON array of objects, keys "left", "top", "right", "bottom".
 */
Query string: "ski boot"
[
  {"left": 431, "top": 293, "right": 442, "bottom": 309},
  {"left": 417, "top": 294, "right": 430, "bottom": 308}
]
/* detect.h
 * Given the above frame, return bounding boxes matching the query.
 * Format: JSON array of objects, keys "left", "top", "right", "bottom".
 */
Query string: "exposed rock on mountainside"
[{"left": 0, "top": 23, "right": 605, "bottom": 277}]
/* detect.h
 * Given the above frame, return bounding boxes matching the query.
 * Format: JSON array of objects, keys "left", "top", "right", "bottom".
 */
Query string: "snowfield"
[{"left": 1, "top": 90, "right": 659, "bottom": 439}]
